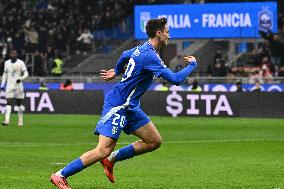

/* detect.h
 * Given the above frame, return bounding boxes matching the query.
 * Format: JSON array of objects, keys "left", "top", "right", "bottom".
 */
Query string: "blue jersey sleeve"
[
  {"left": 115, "top": 47, "right": 136, "bottom": 75},
  {"left": 160, "top": 61, "right": 198, "bottom": 86},
  {"left": 144, "top": 52, "right": 167, "bottom": 77}
]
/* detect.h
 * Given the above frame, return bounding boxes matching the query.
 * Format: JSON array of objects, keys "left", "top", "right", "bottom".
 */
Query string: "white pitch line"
[
  {"left": 0, "top": 138, "right": 284, "bottom": 148},
  {"left": 50, "top": 162, "right": 67, "bottom": 165},
  {"left": 164, "top": 138, "right": 284, "bottom": 144}
]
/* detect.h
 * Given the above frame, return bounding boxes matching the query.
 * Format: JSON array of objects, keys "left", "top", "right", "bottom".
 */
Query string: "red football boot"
[
  {"left": 100, "top": 158, "right": 115, "bottom": 183},
  {"left": 50, "top": 173, "right": 71, "bottom": 189}
]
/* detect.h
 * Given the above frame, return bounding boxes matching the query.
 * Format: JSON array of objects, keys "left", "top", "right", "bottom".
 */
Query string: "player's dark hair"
[{"left": 145, "top": 17, "right": 167, "bottom": 38}]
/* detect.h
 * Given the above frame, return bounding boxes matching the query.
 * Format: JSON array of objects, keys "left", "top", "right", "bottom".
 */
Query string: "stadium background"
[{"left": 0, "top": 0, "right": 283, "bottom": 189}]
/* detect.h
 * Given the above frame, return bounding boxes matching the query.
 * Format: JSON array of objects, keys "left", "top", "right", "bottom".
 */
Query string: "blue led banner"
[{"left": 134, "top": 2, "right": 278, "bottom": 39}]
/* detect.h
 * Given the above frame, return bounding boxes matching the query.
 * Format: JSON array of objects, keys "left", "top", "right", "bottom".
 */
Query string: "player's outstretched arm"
[
  {"left": 100, "top": 69, "right": 116, "bottom": 81},
  {"left": 160, "top": 56, "right": 198, "bottom": 86}
]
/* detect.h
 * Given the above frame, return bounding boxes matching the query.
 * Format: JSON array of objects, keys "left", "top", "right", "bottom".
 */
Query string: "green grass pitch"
[{"left": 0, "top": 114, "right": 283, "bottom": 189}]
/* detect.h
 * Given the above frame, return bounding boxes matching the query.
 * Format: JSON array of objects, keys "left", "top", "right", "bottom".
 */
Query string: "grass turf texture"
[{"left": 0, "top": 114, "right": 283, "bottom": 189}]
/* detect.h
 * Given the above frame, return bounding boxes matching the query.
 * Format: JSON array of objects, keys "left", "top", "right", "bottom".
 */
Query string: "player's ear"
[{"left": 157, "top": 31, "right": 162, "bottom": 38}]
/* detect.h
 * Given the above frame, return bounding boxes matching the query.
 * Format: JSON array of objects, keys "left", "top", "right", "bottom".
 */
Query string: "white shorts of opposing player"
[{"left": 6, "top": 88, "right": 25, "bottom": 99}]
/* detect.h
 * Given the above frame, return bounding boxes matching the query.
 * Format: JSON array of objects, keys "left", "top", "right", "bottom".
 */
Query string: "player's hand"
[
  {"left": 184, "top": 56, "right": 196, "bottom": 63},
  {"left": 100, "top": 69, "right": 116, "bottom": 81},
  {"left": 16, "top": 79, "right": 21, "bottom": 83},
  {"left": 184, "top": 56, "right": 197, "bottom": 66}
]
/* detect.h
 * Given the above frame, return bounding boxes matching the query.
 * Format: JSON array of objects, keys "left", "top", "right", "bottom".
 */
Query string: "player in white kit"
[{"left": 1, "top": 50, "right": 29, "bottom": 126}]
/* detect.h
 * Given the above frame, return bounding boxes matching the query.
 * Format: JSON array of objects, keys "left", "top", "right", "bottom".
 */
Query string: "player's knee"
[
  {"left": 151, "top": 136, "right": 162, "bottom": 150},
  {"left": 96, "top": 146, "right": 112, "bottom": 159}
]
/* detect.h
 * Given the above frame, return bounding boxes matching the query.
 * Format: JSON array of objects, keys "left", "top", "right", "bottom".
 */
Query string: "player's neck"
[
  {"left": 148, "top": 39, "right": 161, "bottom": 53},
  {"left": 11, "top": 58, "right": 17, "bottom": 63}
]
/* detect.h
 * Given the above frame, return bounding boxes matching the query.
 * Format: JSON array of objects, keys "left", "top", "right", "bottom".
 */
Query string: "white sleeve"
[
  {"left": 20, "top": 62, "right": 29, "bottom": 81},
  {"left": 1, "top": 62, "right": 7, "bottom": 88}
]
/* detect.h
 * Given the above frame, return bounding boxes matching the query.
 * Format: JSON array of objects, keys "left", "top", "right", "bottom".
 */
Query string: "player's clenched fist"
[
  {"left": 184, "top": 56, "right": 196, "bottom": 62},
  {"left": 184, "top": 56, "right": 197, "bottom": 66}
]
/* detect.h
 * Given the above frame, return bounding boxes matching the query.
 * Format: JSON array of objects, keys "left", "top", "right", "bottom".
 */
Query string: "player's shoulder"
[
  {"left": 16, "top": 59, "right": 25, "bottom": 64},
  {"left": 4, "top": 59, "right": 11, "bottom": 64},
  {"left": 144, "top": 49, "right": 167, "bottom": 68},
  {"left": 137, "top": 42, "right": 157, "bottom": 58},
  {"left": 135, "top": 42, "right": 165, "bottom": 66}
]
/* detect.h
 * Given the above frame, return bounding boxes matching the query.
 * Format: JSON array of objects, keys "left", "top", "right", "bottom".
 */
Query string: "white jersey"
[{"left": 1, "top": 59, "right": 29, "bottom": 98}]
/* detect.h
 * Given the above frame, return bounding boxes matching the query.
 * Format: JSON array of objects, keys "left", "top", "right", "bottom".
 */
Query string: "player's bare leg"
[
  {"left": 102, "top": 121, "right": 162, "bottom": 182},
  {"left": 80, "top": 135, "right": 116, "bottom": 166},
  {"left": 51, "top": 135, "right": 116, "bottom": 189},
  {"left": 16, "top": 99, "right": 23, "bottom": 127},
  {"left": 131, "top": 121, "right": 162, "bottom": 155},
  {"left": 81, "top": 135, "right": 116, "bottom": 183},
  {"left": 17, "top": 106, "right": 24, "bottom": 126},
  {"left": 2, "top": 99, "right": 13, "bottom": 126}
]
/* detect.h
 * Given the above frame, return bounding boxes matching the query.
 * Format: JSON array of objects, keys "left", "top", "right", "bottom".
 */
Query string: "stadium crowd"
[
  {"left": 205, "top": 0, "right": 284, "bottom": 81},
  {"left": 0, "top": 0, "right": 179, "bottom": 76},
  {"left": 206, "top": 20, "right": 284, "bottom": 83},
  {"left": 228, "top": 25, "right": 284, "bottom": 83},
  {"left": 0, "top": 0, "right": 283, "bottom": 80}
]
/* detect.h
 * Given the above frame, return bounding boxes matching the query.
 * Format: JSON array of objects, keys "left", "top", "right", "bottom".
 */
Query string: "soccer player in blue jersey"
[{"left": 50, "top": 17, "right": 197, "bottom": 189}]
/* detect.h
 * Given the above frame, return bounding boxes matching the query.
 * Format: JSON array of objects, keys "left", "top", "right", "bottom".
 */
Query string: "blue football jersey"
[{"left": 105, "top": 42, "right": 167, "bottom": 108}]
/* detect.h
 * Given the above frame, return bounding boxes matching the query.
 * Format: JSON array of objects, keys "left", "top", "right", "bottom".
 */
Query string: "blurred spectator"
[
  {"left": 51, "top": 54, "right": 63, "bottom": 77},
  {"left": 188, "top": 79, "right": 202, "bottom": 92},
  {"left": 251, "top": 80, "right": 262, "bottom": 92},
  {"left": 13, "top": 31, "right": 25, "bottom": 55},
  {"left": 260, "top": 56, "right": 275, "bottom": 75},
  {"left": 207, "top": 49, "right": 229, "bottom": 77},
  {"left": 35, "top": 0, "right": 48, "bottom": 10},
  {"left": 234, "top": 80, "right": 244, "bottom": 92},
  {"left": 0, "top": 57, "right": 4, "bottom": 74},
  {"left": 172, "top": 55, "right": 184, "bottom": 72},
  {"left": 278, "top": 66, "right": 284, "bottom": 76},
  {"left": 257, "top": 43, "right": 271, "bottom": 60},
  {"left": 260, "top": 64, "right": 273, "bottom": 83},
  {"left": 248, "top": 69, "right": 263, "bottom": 84},
  {"left": 38, "top": 78, "right": 48, "bottom": 91},
  {"left": 60, "top": 79, "right": 73, "bottom": 90},
  {"left": 6, "top": 37, "right": 14, "bottom": 54},
  {"left": 33, "top": 50, "right": 44, "bottom": 76},
  {"left": 213, "top": 49, "right": 222, "bottom": 65},
  {"left": 38, "top": 26, "right": 48, "bottom": 53},
  {"left": 208, "top": 58, "right": 228, "bottom": 77},
  {"left": 24, "top": 26, "right": 39, "bottom": 53},
  {"left": 76, "top": 29, "right": 94, "bottom": 55},
  {"left": 158, "top": 81, "right": 169, "bottom": 91},
  {"left": 46, "top": 46, "right": 55, "bottom": 73},
  {"left": 259, "top": 29, "right": 284, "bottom": 67},
  {"left": 2, "top": 41, "right": 12, "bottom": 60}
]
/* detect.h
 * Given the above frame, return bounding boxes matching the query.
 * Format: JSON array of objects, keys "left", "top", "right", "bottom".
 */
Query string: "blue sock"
[
  {"left": 60, "top": 158, "right": 85, "bottom": 178},
  {"left": 113, "top": 144, "right": 135, "bottom": 162}
]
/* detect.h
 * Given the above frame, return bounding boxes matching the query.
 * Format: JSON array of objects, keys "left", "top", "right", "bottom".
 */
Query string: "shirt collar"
[{"left": 146, "top": 41, "right": 157, "bottom": 53}]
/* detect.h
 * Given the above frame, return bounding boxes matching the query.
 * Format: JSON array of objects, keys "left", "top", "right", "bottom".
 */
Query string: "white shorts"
[{"left": 6, "top": 88, "right": 25, "bottom": 99}]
